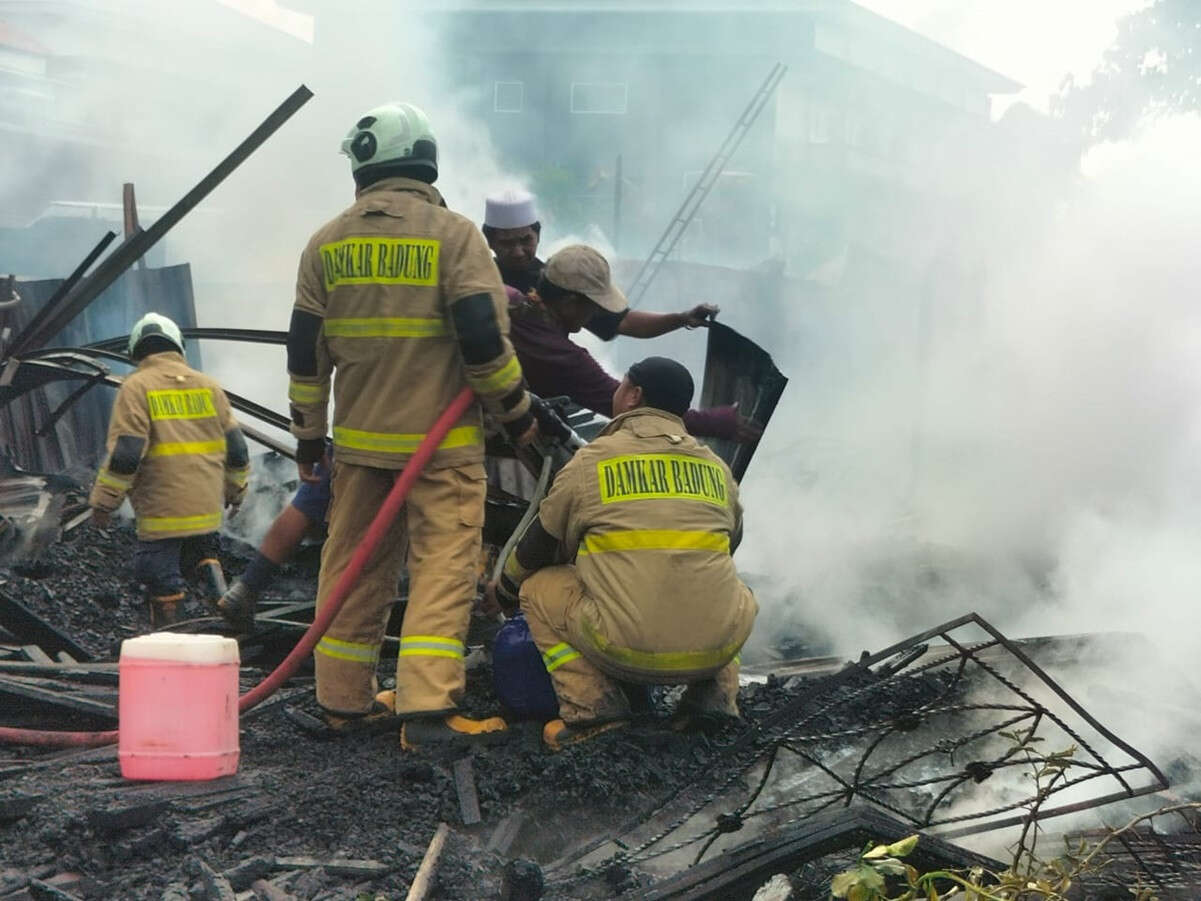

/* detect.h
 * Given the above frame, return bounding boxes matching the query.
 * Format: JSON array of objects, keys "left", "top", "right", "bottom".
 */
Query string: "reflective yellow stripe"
[
  {"left": 581, "top": 620, "right": 742, "bottom": 673},
  {"left": 320, "top": 236, "right": 440, "bottom": 289},
  {"left": 333, "top": 425, "right": 482, "bottom": 455},
  {"left": 542, "top": 642, "right": 582, "bottom": 673},
  {"left": 577, "top": 529, "right": 730, "bottom": 556},
  {"left": 288, "top": 380, "right": 323, "bottom": 403},
  {"left": 147, "top": 440, "right": 226, "bottom": 458},
  {"left": 598, "top": 453, "right": 729, "bottom": 507},
  {"left": 324, "top": 316, "right": 449, "bottom": 338},
  {"left": 315, "top": 636, "right": 379, "bottom": 664},
  {"left": 399, "top": 635, "right": 465, "bottom": 660},
  {"left": 467, "top": 356, "right": 521, "bottom": 394},
  {"left": 96, "top": 469, "right": 132, "bottom": 490},
  {"left": 225, "top": 468, "right": 249, "bottom": 487},
  {"left": 147, "top": 389, "right": 216, "bottom": 420},
  {"left": 502, "top": 551, "right": 531, "bottom": 585},
  {"left": 139, "top": 512, "right": 222, "bottom": 533}
]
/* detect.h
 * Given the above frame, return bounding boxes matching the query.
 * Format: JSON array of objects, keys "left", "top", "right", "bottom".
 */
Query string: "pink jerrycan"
[{"left": 118, "top": 633, "right": 240, "bottom": 781}]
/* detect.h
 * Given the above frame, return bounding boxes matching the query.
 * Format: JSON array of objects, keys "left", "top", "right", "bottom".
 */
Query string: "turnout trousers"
[
  {"left": 520, "top": 565, "right": 744, "bottom": 725},
  {"left": 134, "top": 532, "right": 222, "bottom": 597},
  {"left": 313, "top": 459, "right": 486, "bottom": 716}
]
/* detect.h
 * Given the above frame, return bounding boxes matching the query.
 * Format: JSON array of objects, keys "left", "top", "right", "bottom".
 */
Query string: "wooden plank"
[
  {"left": 405, "top": 824, "right": 449, "bottom": 901},
  {"left": 0, "top": 675, "right": 115, "bottom": 719},
  {"left": 197, "top": 860, "right": 236, "bottom": 901},
  {"left": 0, "top": 673, "right": 117, "bottom": 703},
  {"left": 86, "top": 799, "right": 169, "bottom": 834},
  {"left": 0, "top": 590, "right": 92, "bottom": 661},
  {"left": 271, "top": 858, "right": 389, "bottom": 877},
  {"left": 452, "top": 757, "right": 481, "bottom": 826},
  {"left": 20, "top": 645, "right": 53, "bottom": 664},
  {"left": 220, "top": 858, "right": 271, "bottom": 892},
  {"left": 486, "top": 811, "right": 527, "bottom": 856},
  {"left": 0, "top": 661, "right": 118, "bottom": 682}
]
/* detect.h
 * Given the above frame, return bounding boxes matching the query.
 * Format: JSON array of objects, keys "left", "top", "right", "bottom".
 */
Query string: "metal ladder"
[{"left": 626, "top": 62, "right": 787, "bottom": 309}]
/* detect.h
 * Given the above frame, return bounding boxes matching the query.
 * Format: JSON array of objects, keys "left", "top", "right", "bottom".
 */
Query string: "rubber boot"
[
  {"left": 670, "top": 675, "right": 741, "bottom": 735},
  {"left": 542, "top": 717, "right": 628, "bottom": 752},
  {"left": 148, "top": 592, "right": 185, "bottom": 630},
  {"left": 195, "top": 558, "right": 228, "bottom": 613},
  {"left": 400, "top": 714, "right": 510, "bottom": 752},
  {"left": 319, "top": 691, "right": 402, "bottom": 735},
  {"left": 216, "top": 579, "right": 258, "bottom": 632}
]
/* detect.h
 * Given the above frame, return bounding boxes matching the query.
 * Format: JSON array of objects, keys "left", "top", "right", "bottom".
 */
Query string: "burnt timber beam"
[
  {"left": 0, "top": 357, "right": 293, "bottom": 456},
  {"left": 87, "top": 327, "right": 286, "bottom": 354},
  {"left": 4, "top": 231, "right": 118, "bottom": 357},
  {"left": 0, "top": 589, "right": 92, "bottom": 661},
  {"left": 0, "top": 675, "right": 116, "bottom": 720},
  {"left": 7, "top": 85, "right": 312, "bottom": 357}
]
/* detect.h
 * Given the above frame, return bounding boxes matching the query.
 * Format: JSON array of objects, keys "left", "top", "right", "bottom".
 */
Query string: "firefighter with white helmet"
[
  {"left": 286, "top": 101, "right": 537, "bottom": 745},
  {"left": 88, "top": 312, "right": 249, "bottom": 628}
]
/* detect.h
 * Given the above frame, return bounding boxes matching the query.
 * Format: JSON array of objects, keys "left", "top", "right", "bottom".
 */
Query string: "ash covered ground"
[{"left": 0, "top": 519, "right": 826, "bottom": 899}]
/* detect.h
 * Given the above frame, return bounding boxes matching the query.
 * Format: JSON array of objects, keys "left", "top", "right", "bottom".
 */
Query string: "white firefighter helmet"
[
  {"left": 340, "top": 102, "right": 437, "bottom": 181},
  {"left": 128, "top": 312, "right": 184, "bottom": 357}
]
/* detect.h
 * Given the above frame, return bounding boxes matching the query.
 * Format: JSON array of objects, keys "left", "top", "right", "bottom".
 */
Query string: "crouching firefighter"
[
  {"left": 492, "top": 356, "right": 758, "bottom": 750},
  {"left": 287, "top": 101, "right": 537, "bottom": 745},
  {"left": 88, "top": 313, "right": 250, "bottom": 629}
]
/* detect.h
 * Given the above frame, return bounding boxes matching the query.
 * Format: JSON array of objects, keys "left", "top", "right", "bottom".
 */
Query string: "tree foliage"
[{"left": 1056, "top": 0, "right": 1201, "bottom": 140}]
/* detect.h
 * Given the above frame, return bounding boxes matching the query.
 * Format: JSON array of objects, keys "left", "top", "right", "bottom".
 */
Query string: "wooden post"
[
  {"left": 406, "top": 822, "right": 450, "bottom": 901},
  {"left": 122, "top": 183, "right": 145, "bottom": 270}
]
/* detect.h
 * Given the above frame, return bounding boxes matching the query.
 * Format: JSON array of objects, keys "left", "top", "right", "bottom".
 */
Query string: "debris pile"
[{"left": 0, "top": 516, "right": 1187, "bottom": 898}]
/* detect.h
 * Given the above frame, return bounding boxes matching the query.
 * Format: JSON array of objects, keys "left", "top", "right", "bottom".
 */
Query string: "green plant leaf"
[
  {"left": 886, "top": 835, "right": 920, "bottom": 858},
  {"left": 831, "top": 871, "right": 858, "bottom": 898},
  {"left": 857, "top": 865, "right": 885, "bottom": 890}
]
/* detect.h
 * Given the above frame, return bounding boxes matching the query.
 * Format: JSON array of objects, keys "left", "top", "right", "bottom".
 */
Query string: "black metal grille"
[{"left": 548, "top": 613, "right": 1168, "bottom": 892}]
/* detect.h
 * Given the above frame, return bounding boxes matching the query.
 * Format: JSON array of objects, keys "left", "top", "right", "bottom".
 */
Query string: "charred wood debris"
[{"left": 0, "top": 86, "right": 1197, "bottom": 900}]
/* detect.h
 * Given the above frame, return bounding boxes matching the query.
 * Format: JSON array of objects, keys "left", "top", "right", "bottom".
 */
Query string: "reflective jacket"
[
  {"left": 515, "top": 407, "right": 756, "bottom": 681},
  {"left": 287, "top": 177, "right": 532, "bottom": 470},
  {"left": 88, "top": 352, "right": 249, "bottom": 540}
]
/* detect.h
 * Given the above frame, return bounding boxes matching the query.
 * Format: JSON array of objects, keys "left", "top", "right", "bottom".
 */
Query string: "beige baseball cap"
[{"left": 543, "top": 245, "right": 627, "bottom": 314}]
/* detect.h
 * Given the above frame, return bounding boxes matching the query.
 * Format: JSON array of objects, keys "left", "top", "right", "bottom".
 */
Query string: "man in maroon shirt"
[
  {"left": 507, "top": 244, "right": 759, "bottom": 443},
  {"left": 482, "top": 189, "right": 729, "bottom": 354}
]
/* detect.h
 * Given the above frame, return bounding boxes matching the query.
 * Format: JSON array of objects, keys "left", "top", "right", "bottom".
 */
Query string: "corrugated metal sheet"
[{"left": 0, "top": 265, "right": 199, "bottom": 474}]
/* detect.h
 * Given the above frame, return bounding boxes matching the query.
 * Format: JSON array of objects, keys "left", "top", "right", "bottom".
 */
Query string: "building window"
[
  {"left": 808, "top": 106, "right": 831, "bottom": 144},
  {"left": 570, "top": 82, "right": 627, "bottom": 115},
  {"left": 494, "top": 81, "right": 523, "bottom": 114}
]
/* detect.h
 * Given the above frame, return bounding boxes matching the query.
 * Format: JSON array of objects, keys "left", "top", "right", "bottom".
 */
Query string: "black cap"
[{"left": 627, "top": 356, "right": 694, "bottom": 417}]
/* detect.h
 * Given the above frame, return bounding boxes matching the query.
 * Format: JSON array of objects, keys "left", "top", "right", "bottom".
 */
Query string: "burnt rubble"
[{"left": 0, "top": 516, "right": 1189, "bottom": 899}]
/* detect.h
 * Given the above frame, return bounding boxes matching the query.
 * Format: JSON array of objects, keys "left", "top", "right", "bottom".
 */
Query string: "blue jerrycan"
[{"left": 492, "top": 612, "right": 560, "bottom": 720}]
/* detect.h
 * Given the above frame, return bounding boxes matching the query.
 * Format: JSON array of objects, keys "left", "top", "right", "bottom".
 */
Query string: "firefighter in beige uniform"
[
  {"left": 496, "top": 356, "right": 757, "bottom": 749},
  {"left": 88, "top": 313, "right": 249, "bottom": 629},
  {"left": 287, "top": 102, "right": 536, "bottom": 746}
]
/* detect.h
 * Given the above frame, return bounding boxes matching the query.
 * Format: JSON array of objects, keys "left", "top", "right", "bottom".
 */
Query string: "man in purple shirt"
[
  {"left": 507, "top": 245, "right": 759, "bottom": 442},
  {"left": 482, "top": 190, "right": 757, "bottom": 441}
]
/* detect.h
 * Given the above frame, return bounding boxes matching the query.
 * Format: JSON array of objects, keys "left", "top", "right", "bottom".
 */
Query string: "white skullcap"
[{"left": 484, "top": 189, "right": 538, "bottom": 229}]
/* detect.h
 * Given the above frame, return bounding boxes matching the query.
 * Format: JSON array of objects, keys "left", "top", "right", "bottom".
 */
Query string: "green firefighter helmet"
[
  {"left": 340, "top": 102, "right": 438, "bottom": 182},
  {"left": 128, "top": 312, "right": 184, "bottom": 358}
]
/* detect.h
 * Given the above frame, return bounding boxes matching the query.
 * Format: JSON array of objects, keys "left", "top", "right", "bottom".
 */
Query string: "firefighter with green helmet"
[
  {"left": 88, "top": 312, "right": 250, "bottom": 628},
  {"left": 286, "top": 101, "right": 537, "bottom": 746}
]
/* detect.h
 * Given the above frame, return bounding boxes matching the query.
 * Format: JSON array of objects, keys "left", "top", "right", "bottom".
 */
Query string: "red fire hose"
[{"left": 0, "top": 388, "right": 476, "bottom": 749}]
